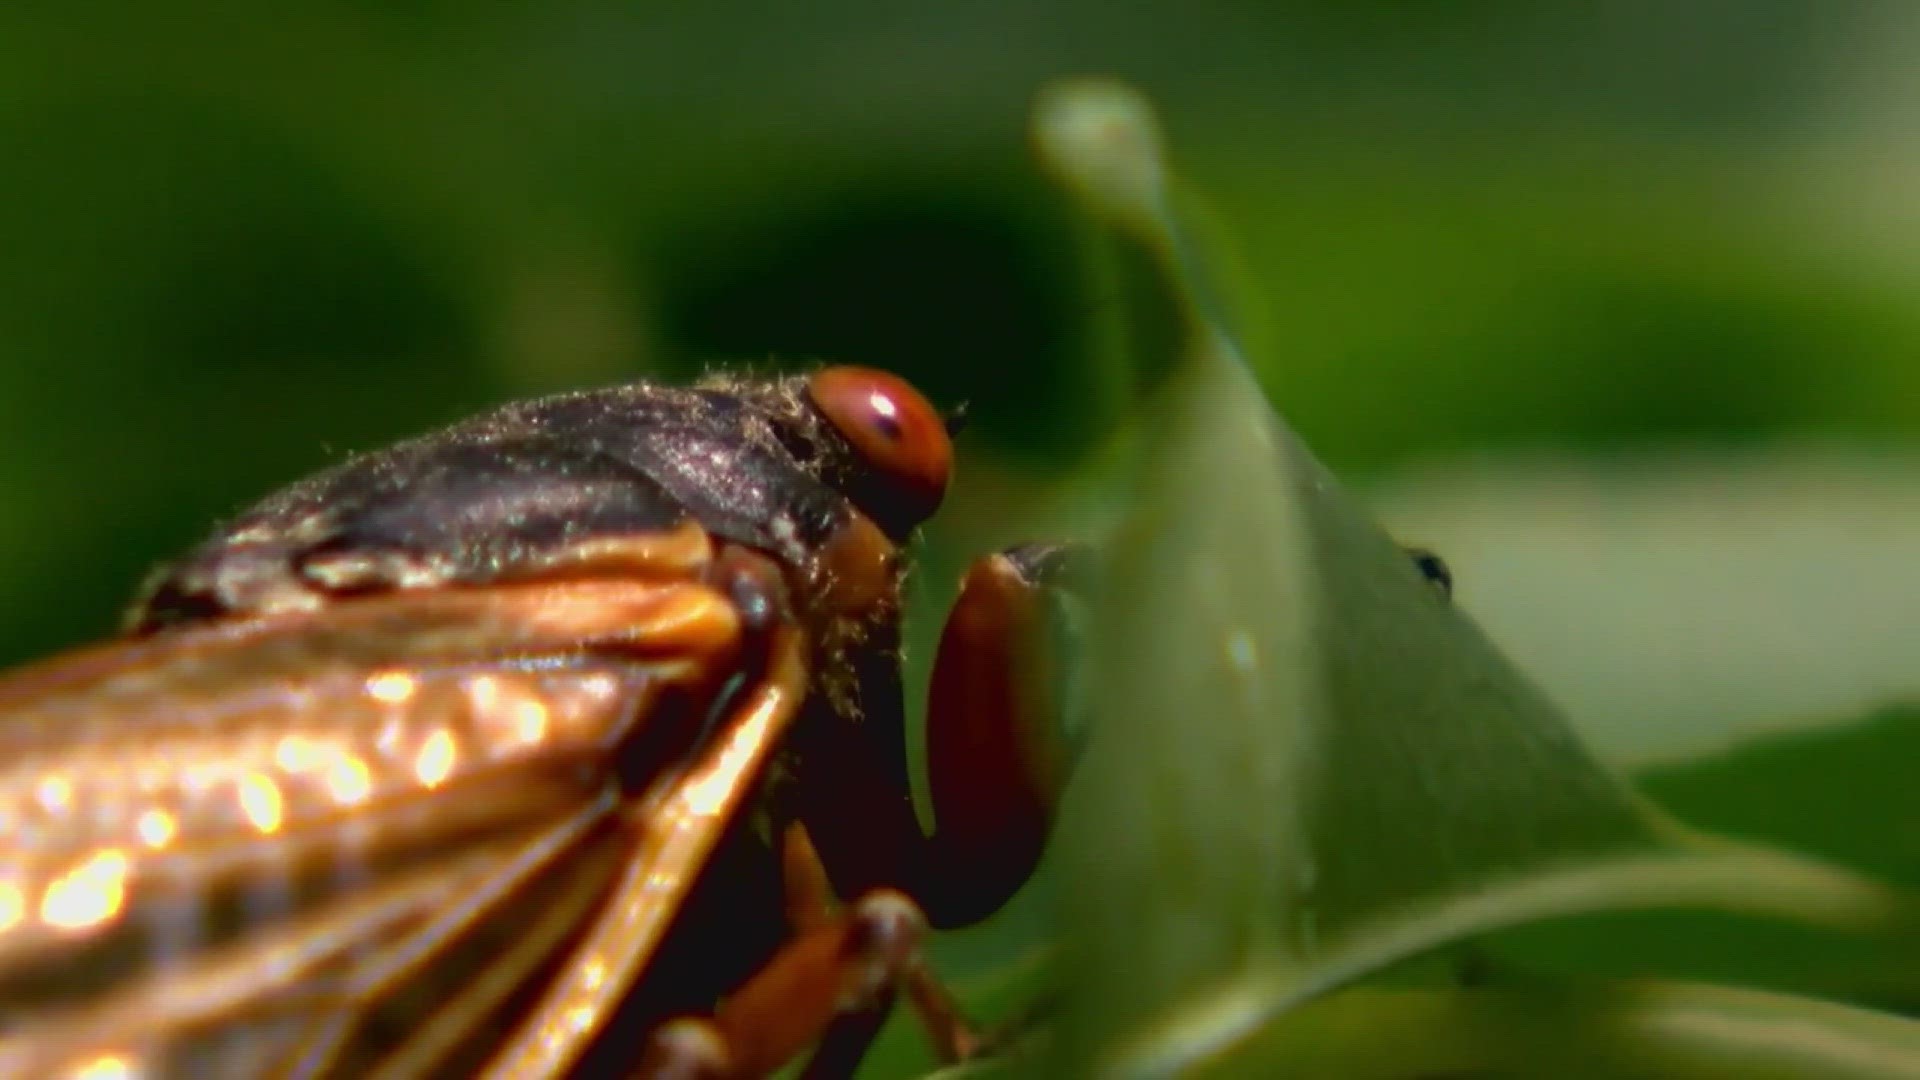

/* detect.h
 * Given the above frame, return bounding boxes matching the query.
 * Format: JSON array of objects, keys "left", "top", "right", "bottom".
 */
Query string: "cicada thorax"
[
  {"left": 0, "top": 367, "right": 955, "bottom": 1078},
  {"left": 124, "top": 373, "right": 911, "bottom": 748},
  {"left": 127, "top": 379, "right": 856, "bottom": 630}
]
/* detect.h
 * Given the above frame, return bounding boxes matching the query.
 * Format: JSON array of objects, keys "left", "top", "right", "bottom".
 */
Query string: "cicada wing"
[
  {"left": 0, "top": 814, "right": 625, "bottom": 1078},
  {"left": 0, "top": 577, "right": 745, "bottom": 1079},
  {"left": 476, "top": 627, "right": 811, "bottom": 1080}
]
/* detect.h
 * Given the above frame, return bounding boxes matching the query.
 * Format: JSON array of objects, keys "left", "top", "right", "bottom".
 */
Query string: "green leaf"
[
  {"left": 1196, "top": 982, "right": 1920, "bottom": 1079},
  {"left": 1028, "top": 80, "right": 1917, "bottom": 1078},
  {"left": 1635, "top": 704, "right": 1920, "bottom": 894},
  {"left": 1476, "top": 705, "right": 1920, "bottom": 1009}
]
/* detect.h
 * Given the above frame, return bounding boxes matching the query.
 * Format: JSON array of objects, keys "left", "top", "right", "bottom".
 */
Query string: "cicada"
[{"left": 0, "top": 366, "right": 1085, "bottom": 1079}]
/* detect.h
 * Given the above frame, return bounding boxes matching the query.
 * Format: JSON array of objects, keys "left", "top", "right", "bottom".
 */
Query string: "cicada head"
[
  {"left": 688, "top": 366, "right": 964, "bottom": 721},
  {"left": 702, "top": 366, "right": 957, "bottom": 544}
]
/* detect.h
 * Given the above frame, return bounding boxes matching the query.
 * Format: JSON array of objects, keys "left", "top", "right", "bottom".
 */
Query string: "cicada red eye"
[{"left": 807, "top": 366, "right": 952, "bottom": 528}]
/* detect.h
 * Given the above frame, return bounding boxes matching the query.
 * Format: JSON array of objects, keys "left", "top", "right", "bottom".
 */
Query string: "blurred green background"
[{"left": 3, "top": 5, "right": 1918, "bottom": 762}]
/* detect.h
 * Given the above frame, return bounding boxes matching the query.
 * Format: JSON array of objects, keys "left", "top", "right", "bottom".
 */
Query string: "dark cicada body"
[{"left": 0, "top": 367, "right": 1078, "bottom": 1079}]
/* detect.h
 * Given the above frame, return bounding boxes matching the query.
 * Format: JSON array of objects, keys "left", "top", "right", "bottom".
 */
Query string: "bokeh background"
[{"left": 3, "top": 8, "right": 1918, "bottom": 814}]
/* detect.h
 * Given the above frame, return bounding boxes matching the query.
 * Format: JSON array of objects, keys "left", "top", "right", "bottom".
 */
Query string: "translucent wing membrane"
[
  {"left": 0, "top": 576, "right": 747, "bottom": 1078},
  {"left": 479, "top": 627, "right": 809, "bottom": 1079}
]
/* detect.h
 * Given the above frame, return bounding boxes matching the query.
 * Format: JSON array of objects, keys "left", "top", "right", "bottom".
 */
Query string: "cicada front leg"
[{"left": 915, "top": 542, "right": 1092, "bottom": 930}]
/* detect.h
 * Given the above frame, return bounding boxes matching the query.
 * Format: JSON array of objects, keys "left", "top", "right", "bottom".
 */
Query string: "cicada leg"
[
  {"left": 634, "top": 824, "right": 966, "bottom": 1080},
  {"left": 772, "top": 820, "right": 977, "bottom": 1063},
  {"left": 915, "top": 542, "right": 1092, "bottom": 930}
]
